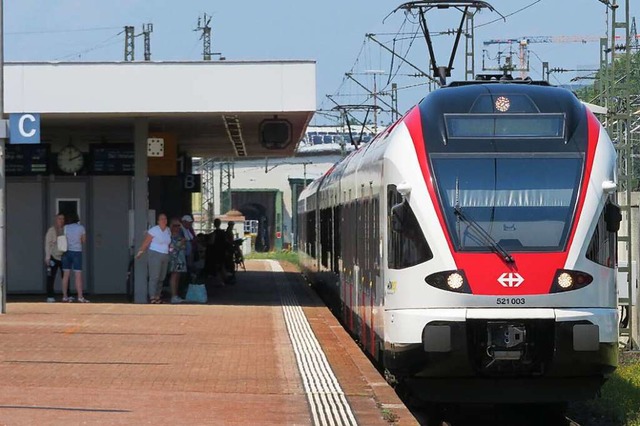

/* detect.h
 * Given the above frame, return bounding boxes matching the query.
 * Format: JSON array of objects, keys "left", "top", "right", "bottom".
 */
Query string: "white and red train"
[{"left": 298, "top": 80, "right": 621, "bottom": 403}]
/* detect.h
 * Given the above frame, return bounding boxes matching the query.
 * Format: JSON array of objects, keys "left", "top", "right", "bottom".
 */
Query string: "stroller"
[{"left": 233, "top": 238, "right": 246, "bottom": 272}]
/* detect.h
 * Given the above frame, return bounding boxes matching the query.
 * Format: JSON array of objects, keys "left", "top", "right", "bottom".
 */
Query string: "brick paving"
[{"left": 0, "top": 260, "right": 417, "bottom": 426}]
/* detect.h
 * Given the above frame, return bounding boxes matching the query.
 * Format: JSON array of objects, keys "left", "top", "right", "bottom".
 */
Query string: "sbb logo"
[{"left": 498, "top": 272, "right": 524, "bottom": 288}]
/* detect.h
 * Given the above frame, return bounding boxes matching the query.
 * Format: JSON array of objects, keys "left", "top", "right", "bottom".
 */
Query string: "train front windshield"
[
  {"left": 429, "top": 107, "right": 587, "bottom": 253},
  {"left": 432, "top": 155, "right": 582, "bottom": 252}
]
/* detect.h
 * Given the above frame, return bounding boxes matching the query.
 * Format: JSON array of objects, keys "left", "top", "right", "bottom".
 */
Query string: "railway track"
[{"left": 407, "top": 402, "right": 581, "bottom": 426}]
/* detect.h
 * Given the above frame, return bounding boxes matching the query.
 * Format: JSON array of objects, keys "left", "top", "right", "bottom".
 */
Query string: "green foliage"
[
  {"left": 246, "top": 250, "right": 300, "bottom": 267},
  {"left": 574, "top": 49, "right": 640, "bottom": 190},
  {"left": 569, "top": 353, "right": 640, "bottom": 425},
  {"left": 573, "top": 49, "right": 640, "bottom": 102},
  {"left": 380, "top": 408, "right": 399, "bottom": 423}
]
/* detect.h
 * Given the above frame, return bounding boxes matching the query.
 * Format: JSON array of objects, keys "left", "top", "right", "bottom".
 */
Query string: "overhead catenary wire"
[
  {"left": 321, "top": 0, "right": 552, "bottom": 127},
  {"left": 6, "top": 26, "right": 123, "bottom": 35},
  {"left": 53, "top": 30, "right": 125, "bottom": 61},
  {"left": 474, "top": 0, "right": 542, "bottom": 29}
]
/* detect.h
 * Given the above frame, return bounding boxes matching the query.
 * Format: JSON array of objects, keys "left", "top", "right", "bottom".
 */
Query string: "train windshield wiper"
[{"left": 454, "top": 206, "right": 514, "bottom": 264}]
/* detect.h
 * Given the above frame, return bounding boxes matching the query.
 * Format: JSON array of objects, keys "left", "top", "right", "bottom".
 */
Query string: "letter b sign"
[
  {"left": 182, "top": 174, "right": 202, "bottom": 193},
  {"left": 10, "top": 113, "right": 41, "bottom": 144}
]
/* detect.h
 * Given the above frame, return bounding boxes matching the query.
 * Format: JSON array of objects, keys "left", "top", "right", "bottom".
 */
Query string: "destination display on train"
[
  {"left": 445, "top": 114, "right": 565, "bottom": 139},
  {"left": 6, "top": 144, "right": 50, "bottom": 176},
  {"left": 90, "top": 144, "right": 134, "bottom": 175}
]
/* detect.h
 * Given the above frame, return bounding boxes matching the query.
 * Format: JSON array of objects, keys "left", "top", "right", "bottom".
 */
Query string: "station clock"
[{"left": 57, "top": 144, "right": 84, "bottom": 174}]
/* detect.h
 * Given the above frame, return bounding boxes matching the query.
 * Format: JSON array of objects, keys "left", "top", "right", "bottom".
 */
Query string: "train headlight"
[
  {"left": 425, "top": 270, "right": 471, "bottom": 294},
  {"left": 557, "top": 272, "right": 573, "bottom": 289},
  {"left": 447, "top": 273, "right": 465, "bottom": 290},
  {"left": 551, "top": 269, "right": 593, "bottom": 293}
]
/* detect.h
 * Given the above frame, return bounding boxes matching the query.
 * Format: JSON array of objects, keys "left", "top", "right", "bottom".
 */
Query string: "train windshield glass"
[
  {"left": 445, "top": 114, "right": 565, "bottom": 139},
  {"left": 431, "top": 156, "right": 582, "bottom": 251}
]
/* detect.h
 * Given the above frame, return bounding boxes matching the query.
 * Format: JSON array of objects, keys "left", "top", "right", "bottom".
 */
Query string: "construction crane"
[
  {"left": 484, "top": 32, "right": 640, "bottom": 78},
  {"left": 482, "top": 35, "right": 604, "bottom": 79},
  {"left": 483, "top": 35, "right": 603, "bottom": 45}
]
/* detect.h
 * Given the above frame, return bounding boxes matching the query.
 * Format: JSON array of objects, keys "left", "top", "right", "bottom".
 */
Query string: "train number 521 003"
[{"left": 496, "top": 298, "right": 526, "bottom": 305}]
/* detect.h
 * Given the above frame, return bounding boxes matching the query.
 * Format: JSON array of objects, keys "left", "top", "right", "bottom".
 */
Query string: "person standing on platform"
[
  {"left": 61, "top": 211, "right": 89, "bottom": 303},
  {"left": 205, "top": 218, "right": 230, "bottom": 285},
  {"left": 136, "top": 213, "right": 171, "bottom": 304},
  {"left": 168, "top": 218, "right": 187, "bottom": 304},
  {"left": 180, "top": 214, "right": 198, "bottom": 275},
  {"left": 44, "top": 213, "right": 65, "bottom": 303},
  {"left": 224, "top": 221, "right": 236, "bottom": 284}
]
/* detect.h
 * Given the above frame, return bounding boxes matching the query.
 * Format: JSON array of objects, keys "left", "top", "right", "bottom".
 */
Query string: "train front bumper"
[{"left": 384, "top": 308, "right": 618, "bottom": 402}]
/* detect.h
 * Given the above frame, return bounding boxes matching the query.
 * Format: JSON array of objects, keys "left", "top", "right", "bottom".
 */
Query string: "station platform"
[{"left": 0, "top": 259, "right": 417, "bottom": 425}]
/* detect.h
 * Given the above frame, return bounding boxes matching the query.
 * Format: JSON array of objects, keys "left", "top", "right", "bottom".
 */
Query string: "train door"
[
  {"left": 361, "top": 188, "right": 381, "bottom": 359},
  {"left": 365, "top": 191, "right": 380, "bottom": 357},
  {"left": 358, "top": 195, "right": 367, "bottom": 345},
  {"left": 384, "top": 184, "right": 404, "bottom": 309},
  {"left": 352, "top": 198, "right": 360, "bottom": 336},
  {"left": 373, "top": 196, "right": 383, "bottom": 359},
  {"left": 341, "top": 193, "right": 357, "bottom": 334}
]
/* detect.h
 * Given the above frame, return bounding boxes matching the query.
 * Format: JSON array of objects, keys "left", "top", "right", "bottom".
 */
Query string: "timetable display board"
[
  {"left": 6, "top": 144, "right": 50, "bottom": 176},
  {"left": 90, "top": 144, "right": 134, "bottom": 175}
]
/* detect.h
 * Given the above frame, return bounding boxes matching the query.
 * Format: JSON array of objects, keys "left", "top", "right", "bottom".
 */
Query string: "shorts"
[{"left": 62, "top": 251, "right": 83, "bottom": 271}]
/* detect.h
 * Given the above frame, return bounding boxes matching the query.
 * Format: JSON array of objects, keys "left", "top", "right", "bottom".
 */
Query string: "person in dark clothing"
[
  {"left": 224, "top": 221, "right": 236, "bottom": 284},
  {"left": 205, "top": 218, "right": 230, "bottom": 285}
]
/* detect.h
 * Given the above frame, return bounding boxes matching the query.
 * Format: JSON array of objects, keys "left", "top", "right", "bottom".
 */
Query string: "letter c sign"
[{"left": 10, "top": 113, "right": 41, "bottom": 144}]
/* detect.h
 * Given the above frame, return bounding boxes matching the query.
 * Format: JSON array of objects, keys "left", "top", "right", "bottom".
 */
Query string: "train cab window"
[
  {"left": 586, "top": 200, "right": 618, "bottom": 268},
  {"left": 387, "top": 185, "right": 433, "bottom": 269},
  {"left": 431, "top": 156, "right": 581, "bottom": 252}
]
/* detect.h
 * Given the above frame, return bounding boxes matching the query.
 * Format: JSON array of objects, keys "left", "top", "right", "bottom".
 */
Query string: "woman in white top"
[
  {"left": 44, "top": 213, "right": 65, "bottom": 302},
  {"left": 136, "top": 213, "right": 171, "bottom": 303},
  {"left": 61, "top": 211, "right": 88, "bottom": 303}
]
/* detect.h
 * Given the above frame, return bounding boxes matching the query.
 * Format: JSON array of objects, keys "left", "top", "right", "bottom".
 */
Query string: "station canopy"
[{"left": 5, "top": 61, "right": 316, "bottom": 158}]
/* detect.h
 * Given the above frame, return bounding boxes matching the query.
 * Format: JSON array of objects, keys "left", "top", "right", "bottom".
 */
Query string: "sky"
[{"left": 4, "top": 0, "right": 638, "bottom": 125}]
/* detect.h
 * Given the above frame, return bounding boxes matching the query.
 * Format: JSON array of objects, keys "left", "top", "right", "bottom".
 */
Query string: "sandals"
[{"left": 150, "top": 297, "right": 163, "bottom": 304}]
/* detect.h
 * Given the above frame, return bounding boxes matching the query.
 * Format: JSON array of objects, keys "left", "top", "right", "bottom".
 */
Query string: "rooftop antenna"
[{"left": 391, "top": 1, "right": 503, "bottom": 86}]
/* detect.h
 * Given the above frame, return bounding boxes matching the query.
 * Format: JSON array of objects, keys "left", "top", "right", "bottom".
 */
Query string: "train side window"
[
  {"left": 298, "top": 212, "right": 305, "bottom": 253},
  {"left": 342, "top": 202, "right": 354, "bottom": 271},
  {"left": 387, "top": 185, "right": 433, "bottom": 269},
  {"left": 307, "top": 210, "right": 316, "bottom": 258},
  {"left": 586, "top": 199, "right": 617, "bottom": 268},
  {"left": 333, "top": 205, "right": 341, "bottom": 273},
  {"left": 320, "top": 207, "right": 331, "bottom": 268}
]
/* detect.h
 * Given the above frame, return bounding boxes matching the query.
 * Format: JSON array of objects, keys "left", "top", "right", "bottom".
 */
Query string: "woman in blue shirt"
[{"left": 61, "top": 211, "right": 88, "bottom": 303}]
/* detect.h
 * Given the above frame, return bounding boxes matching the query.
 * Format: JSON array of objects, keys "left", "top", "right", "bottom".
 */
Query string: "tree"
[{"left": 575, "top": 49, "right": 640, "bottom": 189}]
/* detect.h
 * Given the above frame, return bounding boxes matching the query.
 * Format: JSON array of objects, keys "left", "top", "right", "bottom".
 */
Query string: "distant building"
[{"left": 192, "top": 125, "right": 383, "bottom": 251}]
